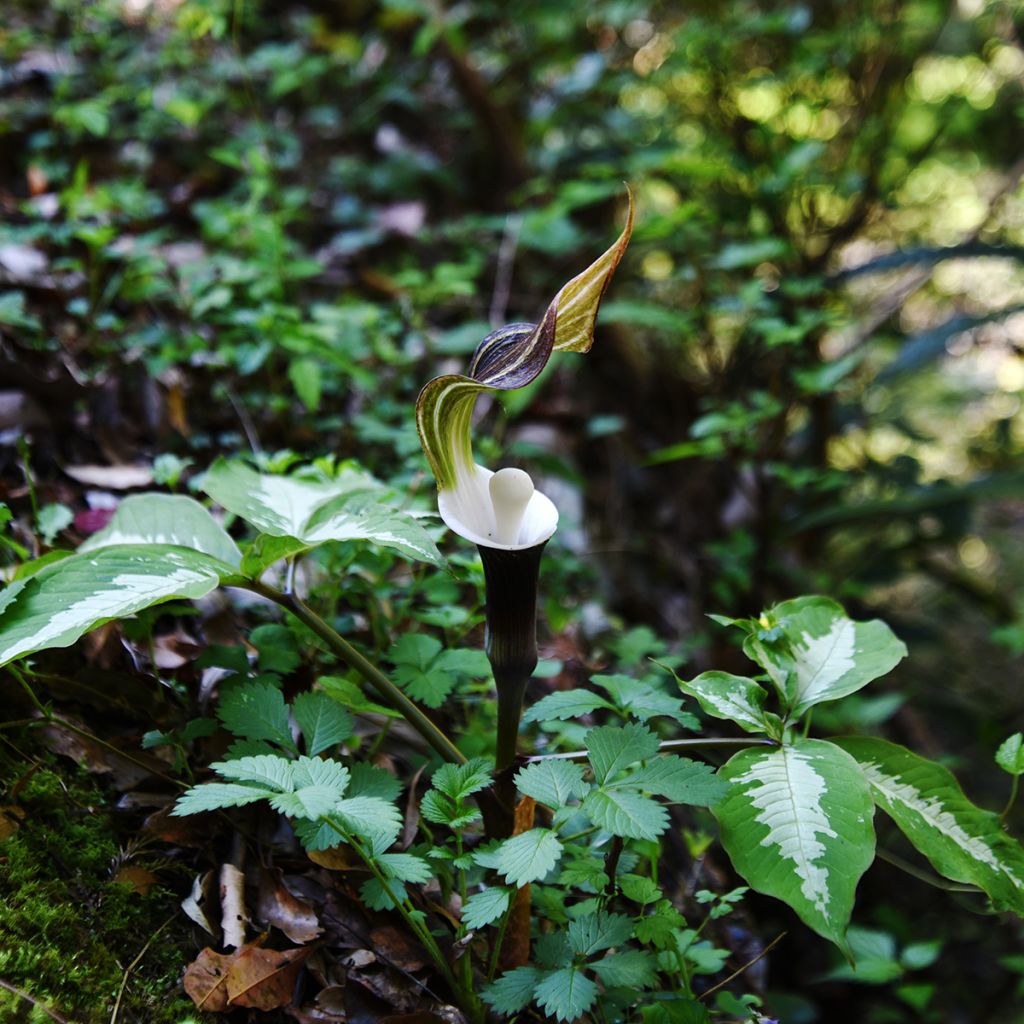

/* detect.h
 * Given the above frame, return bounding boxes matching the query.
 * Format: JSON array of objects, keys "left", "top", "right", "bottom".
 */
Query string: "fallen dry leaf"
[
  {"left": 0, "top": 804, "right": 25, "bottom": 842},
  {"left": 257, "top": 867, "right": 323, "bottom": 944},
  {"left": 184, "top": 942, "right": 312, "bottom": 1012},
  {"left": 368, "top": 925, "right": 428, "bottom": 972},
  {"left": 112, "top": 864, "right": 158, "bottom": 895}
]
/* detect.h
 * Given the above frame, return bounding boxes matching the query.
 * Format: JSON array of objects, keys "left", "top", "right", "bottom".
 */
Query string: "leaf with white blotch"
[
  {"left": 416, "top": 191, "right": 634, "bottom": 492},
  {"left": 674, "top": 670, "right": 776, "bottom": 735},
  {"left": 202, "top": 459, "right": 443, "bottom": 566},
  {"left": 172, "top": 782, "right": 273, "bottom": 815},
  {"left": 292, "top": 691, "right": 354, "bottom": 756},
  {"left": 614, "top": 755, "right": 729, "bottom": 806},
  {"left": 462, "top": 886, "right": 512, "bottom": 929},
  {"left": 582, "top": 788, "right": 668, "bottom": 840},
  {"left": 0, "top": 545, "right": 231, "bottom": 668},
  {"left": 497, "top": 828, "right": 563, "bottom": 887},
  {"left": 714, "top": 738, "right": 875, "bottom": 950},
  {"left": 78, "top": 493, "right": 242, "bottom": 567},
  {"left": 835, "top": 736, "right": 1024, "bottom": 915},
  {"left": 522, "top": 689, "right": 616, "bottom": 724},
  {"left": 744, "top": 596, "right": 907, "bottom": 717},
  {"left": 535, "top": 966, "right": 598, "bottom": 1023},
  {"left": 996, "top": 733, "right": 1024, "bottom": 777},
  {"left": 514, "top": 760, "right": 588, "bottom": 809},
  {"left": 586, "top": 722, "right": 661, "bottom": 784}
]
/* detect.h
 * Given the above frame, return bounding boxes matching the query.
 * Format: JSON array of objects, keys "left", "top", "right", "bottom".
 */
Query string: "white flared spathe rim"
[{"left": 438, "top": 463, "right": 558, "bottom": 550}]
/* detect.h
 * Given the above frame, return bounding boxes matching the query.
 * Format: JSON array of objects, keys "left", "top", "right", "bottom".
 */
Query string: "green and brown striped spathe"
[{"left": 416, "top": 189, "right": 635, "bottom": 492}]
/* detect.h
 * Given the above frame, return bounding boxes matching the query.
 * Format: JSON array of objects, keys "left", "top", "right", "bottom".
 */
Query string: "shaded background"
[{"left": 2, "top": 0, "right": 1024, "bottom": 1021}]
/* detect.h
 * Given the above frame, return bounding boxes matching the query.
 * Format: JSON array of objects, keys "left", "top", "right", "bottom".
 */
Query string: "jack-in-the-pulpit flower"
[
  {"left": 416, "top": 189, "right": 635, "bottom": 554},
  {"left": 416, "top": 191, "right": 634, "bottom": 831}
]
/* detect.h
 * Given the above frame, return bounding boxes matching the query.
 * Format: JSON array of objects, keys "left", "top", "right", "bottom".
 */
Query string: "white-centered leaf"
[
  {"left": 714, "top": 738, "right": 875, "bottom": 950},
  {"left": 675, "top": 670, "right": 775, "bottom": 735},
  {"left": 514, "top": 760, "right": 588, "bottom": 809},
  {"left": 836, "top": 737, "right": 1024, "bottom": 915},
  {"left": 78, "top": 493, "right": 242, "bottom": 567},
  {"left": 0, "top": 545, "right": 230, "bottom": 668},
  {"left": 744, "top": 597, "right": 906, "bottom": 717},
  {"left": 497, "top": 828, "right": 564, "bottom": 887}
]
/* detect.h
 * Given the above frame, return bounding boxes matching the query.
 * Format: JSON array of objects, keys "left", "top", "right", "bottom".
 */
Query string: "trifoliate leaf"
[
  {"left": 270, "top": 785, "right": 343, "bottom": 819},
  {"left": 522, "top": 690, "right": 615, "bottom": 724},
  {"left": 567, "top": 912, "right": 633, "bottom": 955},
  {"left": 586, "top": 723, "right": 661, "bottom": 784},
  {"left": 996, "top": 733, "right": 1024, "bottom": 777},
  {"left": 497, "top": 828, "right": 564, "bottom": 887},
  {"left": 482, "top": 967, "right": 541, "bottom": 1015},
  {"left": 360, "top": 877, "right": 408, "bottom": 911},
  {"left": 514, "top": 760, "right": 588, "bottom": 809},
  {"left": 436, "top": 648, "right": 492, "bottom": 677},
  {"left": 250, "top": 623, "right": 301, "bottom": 675},
  {"left": 211, "top": 754, "right": 294, "bottom": 791},
  {"left": 618, "top": 874, "right": 662, "bottom": 906},
  {"left": 172, "top": 782, "right": 273, "bottom": 815},
  {"left": 582, "top": 788, "right": 669, "bottom": 840},
  {"left": 634, "top": 899, "right": 685, "bottom": 949},
  {"left": 377, "top": 852, "right": 432, "bottom": 884},
  {"left": 614, "top": 755, "right": 729, "bottom": 806},
  {"left": 592, "top": 674, "right": 695, "bottom": 726},
  {"left": 390, "top": 633, "right": 443, "bottom": 669},
  {"left": 535, "top": 966, "right": 598, "bottom": 1023},
  {"left": 217, "top": 681, "right": 293, "bottom": 748},
  {"left": 590, "top": 949, "right": 658, "bottom": 988},
  {"left": 292, "top": 690, "right": 354, "bottom": 755},
  {"left": 348, "top": 761, "right": 402, "bottom": 801},
  {"left": 462, "top": 887, "right": 511, "bottom": 930},
  {"left": 431, "top": 757, "right": 494, "bottom": 800},
  {"left": 289, "top": 756, "right": 349, "bottom": 793},
  {"left": 332, "top": 796, "right": 402, "bottom": 855}
]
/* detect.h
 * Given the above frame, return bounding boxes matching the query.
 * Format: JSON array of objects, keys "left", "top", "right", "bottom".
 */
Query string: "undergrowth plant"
[{"left": 3, "top": 207, "right": 1024, "bottom": 1023}]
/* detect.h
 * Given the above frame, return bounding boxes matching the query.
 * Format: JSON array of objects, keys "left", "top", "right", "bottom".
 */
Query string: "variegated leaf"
[
  {"left": 835, "top": 737, "right": 1024, "bottom": 915},
  {"left": 714, "top": 738, "right": 875, "bottom": 950},
  {"left": 416, "top": 191, "right": 634, "bottom": 493},
  {"left": 743, "top": 596, "right": 906, "bottom": 718},
  {"left": 674, "top": 670, "right": 777, "bottom": 735}
]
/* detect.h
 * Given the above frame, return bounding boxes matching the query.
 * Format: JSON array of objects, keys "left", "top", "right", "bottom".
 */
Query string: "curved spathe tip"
[{"left": 438, "top": 464, "right": 558, "bottom": 551}]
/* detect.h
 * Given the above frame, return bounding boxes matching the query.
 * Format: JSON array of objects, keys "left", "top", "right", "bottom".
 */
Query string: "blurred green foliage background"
[{"left": 2, "top": 0, "right": 1024, "bottom": 1020}]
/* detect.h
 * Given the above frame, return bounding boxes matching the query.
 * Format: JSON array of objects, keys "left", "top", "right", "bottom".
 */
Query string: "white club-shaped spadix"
[{"left": 437, "top": 464, "right": 558, "bottom": 551}]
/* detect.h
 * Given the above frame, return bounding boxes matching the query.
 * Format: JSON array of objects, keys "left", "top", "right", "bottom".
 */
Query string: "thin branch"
[
  {"left": 697, "top": 930, "right": 787, "bottom": 1002},
  {"left": 525, "top": 737, "right": 774, "bottom": 764},
  {"left": 0, "top": 979, "right": 72, "bottom": 1023},
  {"left": 109, "top": 915, "right": 176, "bottom": 1024}
]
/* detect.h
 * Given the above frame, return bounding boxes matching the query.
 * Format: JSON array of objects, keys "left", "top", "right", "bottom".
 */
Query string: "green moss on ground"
[{"left": 0, "top": 742, "right": 209, "bottom": 1024}]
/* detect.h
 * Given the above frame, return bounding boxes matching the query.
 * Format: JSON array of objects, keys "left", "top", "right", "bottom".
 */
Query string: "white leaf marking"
[{"left": 793, "top": 618, "right": 856, "bottom": 704}]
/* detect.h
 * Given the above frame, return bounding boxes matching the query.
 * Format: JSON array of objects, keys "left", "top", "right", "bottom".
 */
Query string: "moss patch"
[{"left": 0, "top": 741, "right": 209, "bottom": 1024}]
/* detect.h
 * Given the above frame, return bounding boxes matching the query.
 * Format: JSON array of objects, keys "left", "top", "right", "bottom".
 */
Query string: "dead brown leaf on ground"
[{"left": 183, "top": 942, "right": 313, "bottom": 1012}]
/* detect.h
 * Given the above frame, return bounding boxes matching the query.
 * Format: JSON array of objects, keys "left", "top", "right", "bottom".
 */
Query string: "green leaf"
[
  {"left": 497, "top": 828, "right": 564, "bottom": 887},
  {"left": 586, "top": 723, "right": 661, "bottom": 784},
  {"left": 514, "top": 760, "right": 588, "bottom": 809},
  {"left": 522, "top": 690, "right": 615, "bottom": 724},
  {"left": 172, "top": 782, "right": 272, "bottom": 815},
  {"left": 744, "top": 597, "right": 907, "bottom": 718},
  {"left": 615, "top": 756, "right": 729, "bottom": 807},
  {"left": 996, "top": 734, "right": 1024, "bottom": 777},
  {"left": 593, "top": 674, "right": 696, "bottom": 726},
  {"left": 835, "top": 737, "right": 1024, "bottom": 915},
  {"left": 331, "top": 796, "right": 402, "bottom": 855},
  {"left": 347, "top": 761, "right": 402, "bottom": 801},
  {"left": 202, "top": 460, "right": 442, "bottom": 565},
  {"left": 289, "top": 756, "right": 350, "bottom": 792},
  {"left": 292, "top": 691, "right": 354, "bottom": 755},
  {"left": 535, "top": 966, "right": 598, "bottom": 1023},
  {"left": 482, "top": 967, "right": 541, "bottom": 1015},
  {"left": 78, "top": 493, "right": 242, "bottom": 567},
  {"left": 289, "top": 356, "right": 322, "bottom": 412},
  {"left": 359, "top": 877, "right": 408, "bottom": 911},
  {"left": 634, "top": 900, "right": 685, "bottom": 949},
  {"left": 567, "top": 911, "right": 633, "bottom": 955},
  {"left": 590, "top": 949, "right": 658, "bottom": 988},
  {"left": 251, "top": 623, "right": 301, "bottom": 674},
  {"left": 212, "top": 754, "right": 295, "bottom": 790},
  {"left": 582, "top": 788, "right": 669, "bottom": 840},
  {"left": 462, "top": 887, "right": 511, "bottom": 929},
  {"left": 430, "top": 757, "right": 494, "bottom": 800},
  {"left": 0, "top": 545, "right": 230, "bottom": 668},
  {"left": 217, "top": 682, "right": 293, "bottom": 748},
  {"left": 674, "top": 670, "right": 775, "bottom": 735},
  {"left": 270, "top": 785, "right": 343, "bottom": 819},
  {"left": 714, "top": 738, "right": 875, "bottom": 950},
  {"left": 36, "top": 503, "right": 73, "bottom": 545},
  {"left": 416, "top": 192, "right": 634, "bottom": 493},
  {"left": 618, "top": 873, "right": 662, "bottom": 906},
  {"left": 377, "top": 852, "right": 432, "bottom": 884}
]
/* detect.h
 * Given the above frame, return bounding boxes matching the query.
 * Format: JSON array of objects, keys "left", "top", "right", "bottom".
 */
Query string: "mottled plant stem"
[{"left": 245, "top": 580, "right": 466, "bottom": 766}]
